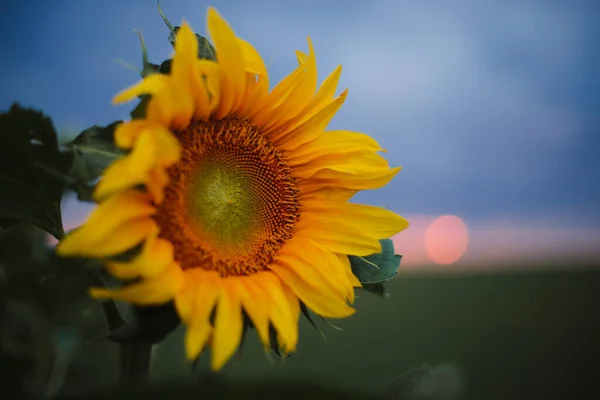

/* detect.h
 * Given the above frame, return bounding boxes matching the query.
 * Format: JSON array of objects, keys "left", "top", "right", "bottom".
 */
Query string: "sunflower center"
[{"left": 154, "top": 118, "right": 300, "bottom": 277}]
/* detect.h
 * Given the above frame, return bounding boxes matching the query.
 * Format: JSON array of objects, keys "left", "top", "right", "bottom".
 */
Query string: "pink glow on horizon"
[
  {"left": 392, "top": 215, "right": 432, "bottom": 268},
  {"left": 392, "top": 214, "right": 600, "bottom": 271},
  {"left": 55, "top": 197, "right": 600, "bottom": 271}
]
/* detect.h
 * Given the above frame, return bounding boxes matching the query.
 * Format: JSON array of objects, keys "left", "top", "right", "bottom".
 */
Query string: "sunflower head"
[{"left": 56, "top": 7, "right": 408, "bottom": 371}]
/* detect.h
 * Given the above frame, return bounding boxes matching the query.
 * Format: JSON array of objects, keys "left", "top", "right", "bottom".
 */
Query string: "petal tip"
[
  {"left": 207, "top": 7, "right": 221, "bottom": 23},
  {"left": 210, "top": 354, "right": 227, "bottom": 371},
  {"left": 89, "top": 287, "right": 113, "bottom": 299},
  {"left": 55, "top": 239, "right": 75, "bottom": 257},
  {"left": 112, "top": 93, "right": 130, "bottom": 105}
]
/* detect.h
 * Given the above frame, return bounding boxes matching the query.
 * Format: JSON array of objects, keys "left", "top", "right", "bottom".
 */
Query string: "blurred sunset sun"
[{"left": 425, "top": 215, "right": 469, "bottom": 265}]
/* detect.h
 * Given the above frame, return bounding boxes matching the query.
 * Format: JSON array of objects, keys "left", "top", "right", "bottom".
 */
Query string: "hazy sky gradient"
[{"left": 2, "top": 0, "right": 599, "bottom": 265}]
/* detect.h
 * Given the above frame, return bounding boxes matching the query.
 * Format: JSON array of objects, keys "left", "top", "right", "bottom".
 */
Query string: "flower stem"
[{"left": 120, "top": 343, "right": 153, "bottom": 385}]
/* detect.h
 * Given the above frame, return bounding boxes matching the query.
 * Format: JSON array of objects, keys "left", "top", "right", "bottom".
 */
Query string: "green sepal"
[
  {"left": 300, "top": 303, "right": 326, "bottom": 339},
  {"left": 348, "top": 239, "right": 402, "bottom": 295},
  {"left": 130, "top": 96, "right": 151, "bottom": 120},
  {"left": 158, "top": 1, "right": 217, "bottom": 61}
]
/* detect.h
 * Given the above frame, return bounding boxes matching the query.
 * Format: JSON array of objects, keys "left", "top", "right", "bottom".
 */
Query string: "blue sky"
[{"left": 2, "top": 1, "right": 600, "bottom": 262}]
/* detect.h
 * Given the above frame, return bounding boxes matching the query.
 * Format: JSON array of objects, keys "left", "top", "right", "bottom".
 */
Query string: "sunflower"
[{"left": 57, "top": 8, "right": 408, "bottom": 370}]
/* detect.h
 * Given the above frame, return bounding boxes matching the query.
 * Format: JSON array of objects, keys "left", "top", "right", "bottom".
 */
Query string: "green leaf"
[
  {"left": 65, "top": 121, "right": 124, "bottom": 183},
  {"left": 361, "top": 282, "right": 387, "bottom": 297},
  {"left": 0, "top": 179, "right": 64, "bottom": 240},
  {"left": 35, "top": 121, "right": 121, "bottom": 202},
  {"left": 0, "top": 102, "right": 58, "bottom": 152},
  {"left": 0, "top": 103, "right": 74, "bottom": 239},
  {"left": 348, "top": 239, "right": 402, "bottom": 285}
]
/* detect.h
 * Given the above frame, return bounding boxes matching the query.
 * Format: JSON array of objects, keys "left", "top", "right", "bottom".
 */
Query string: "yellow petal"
[
  {"left": 116, "top": 130, "right": 158, "bottom": 177},
  {"left": 293, "top": 221, "right": 382, "bottom": 257},
  {"left": 211, "top": 279, "right": 243, "bottom": 370},
  {"left": 277, "top": 237, "right": 353, "bottom": 303},
  {"left": 194, "top": 60, "right": 219, "bottom": 120},
  {"left": 151, "top": 126, "right": 181, "bottom": 166},
  {"left": 300, "top": 200, "right": 409, "bottom": 238},
  {"left": 146, "top": 166, "right": 170, "bottom": 204},
  {"left": 273, "top": 65, "right": 342, "bottom": 135},
  {"left": 302, "top": 65, "right": 342, "bottom": 113},
  {"left": 93, "top": 130, "right": 158, "bottom": 200},
  {"left": 106, "top": 235, "right": 174, "bottom": 280},
  {"left": 297, "top": 184, "right": 358, "bottom": 201},
  {"left": 114, "top": 120, "right": 154, "bottom": 149},
  {"left": 273, "top": 89, "right": 348, "bottom": 150},
  {"left": 248, "top": 64, "right": 305, "bottom": 123},
  {"left": 235, "top": 277, "right": 271, "bottom": 348},
  {"left": 57, "top": 191, "right": 155, "bottom": 257},
  {"left": 338, "top": 254, "right": 362, "bottom": 290},
  {"left": 207, "top": 7, "right": 246, "bottom": 118},
  {"left": 237, "top": 72, "right": 269, "bottom": 119},
  {"left": 112, "top": 74, "right": 168, "bottom": 104},
  {"left": 234, "top": 37, "right": 270, "bottom": 118},
  {"left": 195, "top": 60, "right": 221, "bottom": 115},
  {"left": 291, "top": 151, "right": 390, "bottom": 180},
  {"left": 95, "top": 124, "right": 179, "bottom": 202},
  {"left": 180, "top": 270, "right": 222, "bottom": 360},
  {"left": 186, "top": 315, "right": 213, "bottom": 362},
  {"left": 262, "top": 38, "right": 317, "bottom": 129},
  {"left": 147, "top": 83, "right": 194, "bottom": 131},
  {"left": 270, "top": 262, "right": 355, "bottom": 319},
  {"left": 237, "top": 38, "right": 268, "bottom": 77},
  {"left": 90, "top": 218, "right": 158, "bottom": 257},
  {"left": 90, "top": 263, "right": 184, "bottom": 305},
  {"left": 93, "top": 162, "right": 143, "bottom": 202},
  {"left": 287, "top": 130, "right": 383, "bottom": 166},
  {"left": 171, "top": 24, "right": 217, "bottom": 123},
  {"left": 307, "top": 166, "right": 401, "bottom": 191},
  {"left": 174, "top": 280, "right": 197, "bottom": 325},
  {"left": 252, "top": 272, "right": 298, "bottom": 352},
  {"left": 175, "top": 269, "right": 221, "bottom": 323},
  {"left": 297, "top": 166, "right": 401, "bottom": 193},
  {"left": 108, "top": 126, "right": 178, "bottom": 201},
  {"left": 280, "top": 283, "right": 300, "bottom": 353},
  {"left": 296, "top": 50, "right": 308, "bottom": 65},
  {"left": 88, "top": 191, "right": 154, "bottom": 233},
  {"left": 171, "top": 23, "right": 199, "bottom": 86}
]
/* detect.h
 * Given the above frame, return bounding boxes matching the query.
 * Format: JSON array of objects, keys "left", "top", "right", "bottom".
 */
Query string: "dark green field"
[
  {"left": 64, "top": 267, "right": 600, "bottom": 399},
  {"left": 148, "top": 267, "right": 599, "bottom": 399}
]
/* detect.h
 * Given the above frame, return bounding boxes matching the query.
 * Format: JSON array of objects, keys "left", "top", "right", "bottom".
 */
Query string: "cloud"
[{"left": 326, "top": 1, "right": 586, "bottom": 187}]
